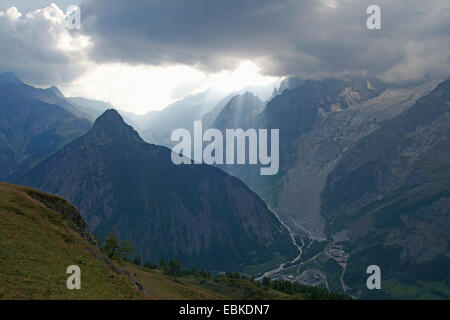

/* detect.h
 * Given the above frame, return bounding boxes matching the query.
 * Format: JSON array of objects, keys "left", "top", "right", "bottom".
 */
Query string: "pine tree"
[
  {"left": 102, "top": 229, "right": 135, "bottom": 260},
  {"left": 167, "top": 259, "right": 181, "bottom": 276},
  {"left": 133, "top": 256, "right": 141, "bottom": 266}
]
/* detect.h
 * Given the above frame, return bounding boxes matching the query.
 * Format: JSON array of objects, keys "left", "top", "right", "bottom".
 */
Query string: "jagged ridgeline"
[{"left": 20, "top": 110, "right": 298, "bottom": 272}]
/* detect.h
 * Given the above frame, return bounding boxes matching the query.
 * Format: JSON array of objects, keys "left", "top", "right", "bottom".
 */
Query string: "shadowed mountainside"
[{"left": 20, "top": 110, "right": 298, "bottom": 272}]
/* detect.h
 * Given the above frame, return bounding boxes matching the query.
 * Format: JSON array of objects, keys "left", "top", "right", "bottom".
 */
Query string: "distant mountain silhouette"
[{"left": 0, "top": 73, "right": 91, "bottom": 180}]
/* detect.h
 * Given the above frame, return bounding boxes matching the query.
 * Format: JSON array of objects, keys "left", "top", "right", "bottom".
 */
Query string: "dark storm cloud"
[{"left": 80, "top": 0, "right": 450, "bottom": 82}]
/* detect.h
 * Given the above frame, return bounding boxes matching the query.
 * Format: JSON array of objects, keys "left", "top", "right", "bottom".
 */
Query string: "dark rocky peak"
[
  {"left": 94, "top": 109, "right": 126, "bottom": 127},
  {"left": 91, "top": 109, "right": 143, "bottom": 143}
]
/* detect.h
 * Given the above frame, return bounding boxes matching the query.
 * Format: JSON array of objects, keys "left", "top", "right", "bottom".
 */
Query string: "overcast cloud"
[
  {"left": 79, "top": 0, "right": 450, "bottom": 83},
  {"left": 0, "top": 0, "right": 449, "bottom": 92}
]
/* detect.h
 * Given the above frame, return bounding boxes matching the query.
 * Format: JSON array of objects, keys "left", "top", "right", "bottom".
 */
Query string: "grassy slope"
[
  {"left": 0, "top": 182, "right": 299, "bottom": 300},
  {"left": 0, "top": 182, "right": 141, "bottom": 299}
]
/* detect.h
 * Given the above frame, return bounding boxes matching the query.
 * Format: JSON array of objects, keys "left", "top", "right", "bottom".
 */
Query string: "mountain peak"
[
  {"left": 0, "top": 72, "right": 23, "bottom": 87},
  {"left": 46, "top": 85, "right": 65, "bottom": 98},
  {"left": 93, "top": 109, "right": 125, "bottom": 127},
  {"left": 227, "top": 91, "right": 262, "bottom": 108},
  {"left": 91, "top": 109, "right": 142, "bottom": 142}
]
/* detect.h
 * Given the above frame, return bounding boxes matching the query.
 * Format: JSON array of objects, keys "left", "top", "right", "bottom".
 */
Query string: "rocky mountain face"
[
  {"left": 271, "top": 80, "right": 439, "bottom": 238},
  {"left": 212, "top": 78, "right": 439, "bottom": 236},
  {"left": 215, "top": 77, "right": 392, "bottom": 217},
  {"left": 21, "top": 110, "right": 297, "bottom": 272},
  {"left": 321, "top": 79, "right": 450, "bottom": 298},
  {"left": 255, "top": 77, "right": 388, "bottom": 171},
  {"left": 269, "top": 77, "right": 305, "bottom": 100},
  {"left": 0, "top": 73, "right": 91, "bottom": 180},
  {"left": 205, "top": 76, "right": 448, "bottom": 298}
]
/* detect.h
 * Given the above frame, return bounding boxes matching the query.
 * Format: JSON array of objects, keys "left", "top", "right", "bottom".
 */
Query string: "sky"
[{"left": 0, "top": 0, "right": 449, "bottom": 113}]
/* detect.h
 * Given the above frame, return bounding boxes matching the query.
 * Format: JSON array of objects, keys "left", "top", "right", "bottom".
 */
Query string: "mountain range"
[
  {"left": 322, "top": 79, "right": 450, "bottom": 298},
  {"left": 210, "top": 77, "right": 449, "bottom": 298},
  {"left": 0, "top": 73, "right": 91, "bottom": 180},
  {"left": 1, "top": 71, "right": 448, "bottom": 299},
  {"left": 19, "top": 109, "right": 297, "bottom": 272}
]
